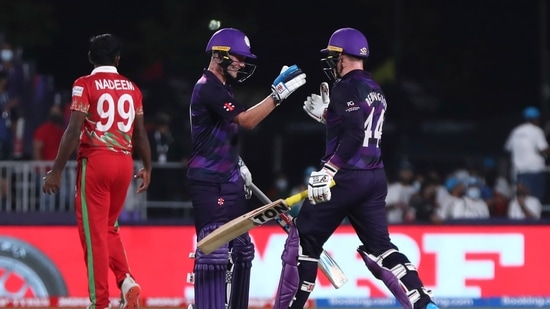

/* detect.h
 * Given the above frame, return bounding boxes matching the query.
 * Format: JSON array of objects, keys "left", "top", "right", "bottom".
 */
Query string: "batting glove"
[
  {"left": 239, "top": 164, "right": 252, "bottom": 187},
  {"left": 244, "top": 185, "right": 253, "bottom": 200},
  {"left": 271, "top": 65, "right": 307, "bottom": 104},
  {"left": 303, "top": 82, "right": 330, "bottom": 124},
  {"left": 238, "top": 157, "right": 253, "bottom": 199},
  {"left": 308, "top": 164, "right": 338, "bottom": 205}
]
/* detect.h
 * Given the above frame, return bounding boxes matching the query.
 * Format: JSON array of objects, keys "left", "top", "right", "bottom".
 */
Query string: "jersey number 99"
[{"left": 96, "top": 93, "right": 135, "bottom": 133}]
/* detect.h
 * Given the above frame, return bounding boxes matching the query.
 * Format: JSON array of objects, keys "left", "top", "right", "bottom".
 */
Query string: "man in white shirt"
[
  {"left": 504, "top": 106, "right": 550, "bottom": 203},
  {"left": 438, "top": 177, "right": 490, "bottom": 220},
  {"left": 386, "top": 163, "right": 417, "bottom": 223},
  {"left": 508, "top": 183, "right": 542, "bottom": 219}
]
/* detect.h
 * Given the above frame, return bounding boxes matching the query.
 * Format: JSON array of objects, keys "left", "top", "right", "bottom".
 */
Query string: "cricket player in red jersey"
[{"left": 43, "top": 33, "right": 152, "bottom": 309}]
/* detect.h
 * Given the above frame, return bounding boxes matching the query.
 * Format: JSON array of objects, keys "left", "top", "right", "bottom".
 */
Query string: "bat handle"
[
  {"left": 285, "top": 190, "right": 308, "bottom": 207},
  {"left": 284, "top": 180, "right": 336, "bottom": 206}
]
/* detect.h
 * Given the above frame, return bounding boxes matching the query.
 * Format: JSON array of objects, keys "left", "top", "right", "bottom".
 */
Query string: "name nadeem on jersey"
[{"left": 94, "top": 79, "right": 135, "bottom": 91}]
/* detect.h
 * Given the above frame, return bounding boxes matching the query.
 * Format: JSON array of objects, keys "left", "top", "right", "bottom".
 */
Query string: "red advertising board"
[{"left": 0, "top": 224, "right": 548, "bottom": 302}]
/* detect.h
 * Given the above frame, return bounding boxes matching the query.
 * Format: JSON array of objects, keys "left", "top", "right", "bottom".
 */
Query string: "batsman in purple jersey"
[
  {"left": 273, "top": 28, "right": 439, "bottom": 309},
  {"left": 186, "top": 28, "right": 306, "bottom": 309}
]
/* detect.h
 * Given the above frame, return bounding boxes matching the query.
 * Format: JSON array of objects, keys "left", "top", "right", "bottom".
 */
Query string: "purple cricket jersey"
[
  {"left": 322, "top": 69, "right": 387, "bottom": 170},
  {"left": 187, "top": 70, "right": 246, "bottom": 183}
]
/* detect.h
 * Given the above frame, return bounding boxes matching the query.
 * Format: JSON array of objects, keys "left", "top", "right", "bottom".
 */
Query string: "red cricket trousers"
[{"left": 74, "top": 151, "right": 134, "bottom": 308}]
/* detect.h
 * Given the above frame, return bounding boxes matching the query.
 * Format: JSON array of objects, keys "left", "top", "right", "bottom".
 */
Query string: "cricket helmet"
[
  {"left": 320, "top": 28, "right": 369, "bottom": 81},
  {"left": 205, "top": 28, "right": 256, "bottom": 59},
  {"left": 321, "top": 27, "right": 369, "bottom": 58},
  {"left": 205, "top": 28, "right": 257, "bottom": 83}
]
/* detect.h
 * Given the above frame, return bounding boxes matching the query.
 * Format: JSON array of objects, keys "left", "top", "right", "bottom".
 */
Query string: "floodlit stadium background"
[{"left": 1, "top": 0, "right": 550, "bottom": 308}]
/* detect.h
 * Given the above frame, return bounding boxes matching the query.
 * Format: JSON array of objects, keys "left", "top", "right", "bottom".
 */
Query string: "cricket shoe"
[{"left": 119, "top": 274, "right": 141, "bottom": 309}]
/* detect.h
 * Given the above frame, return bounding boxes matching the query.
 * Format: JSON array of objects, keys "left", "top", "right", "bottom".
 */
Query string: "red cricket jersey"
[{"left": 70, "top": 66, "right": 143, "bottom": 158}]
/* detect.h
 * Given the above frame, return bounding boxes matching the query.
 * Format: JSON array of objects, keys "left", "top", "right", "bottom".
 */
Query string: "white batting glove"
[
  {"left": 240, "top": 164, "right": 252, "bottom": 187},
  {"left": 238, "top": 157, "right": 253, "bottom": 199},
  {"left": 308, "top": 164, "right": 338, "bottom": 205},
  {"left": 271, "top": 65, "right": 307, "bottom": 104},
  {"left": 303, "top": 82, "right": 330, "bottom": 124}
]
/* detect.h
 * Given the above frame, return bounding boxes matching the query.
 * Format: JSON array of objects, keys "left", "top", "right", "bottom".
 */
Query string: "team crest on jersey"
[
  {"left": 345, "top": 101, "right": 360, "bottom": 112},
  {"left": 72, "top": 86, "right": 84, "bottom": 97},
  {"left": 218, "top": 198, "right": 224, "bottom": 205},
  {"left": 223, "top": 102, "right": 235, "bottom": 112}
]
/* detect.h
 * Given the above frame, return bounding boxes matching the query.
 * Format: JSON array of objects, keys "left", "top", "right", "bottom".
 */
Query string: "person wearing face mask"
[
  {"left": 0, "top": 43, "right": 16, "bottom": 68},
  {"left": 438, "top": 177, "right": 490, "bottom": 220}
]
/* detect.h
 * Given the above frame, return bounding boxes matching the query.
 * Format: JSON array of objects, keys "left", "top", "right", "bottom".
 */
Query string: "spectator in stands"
[
  {"left": 438, "top": 177, "right": 490, "bottom": 220},
  {"left": 409, "top": 179, "right": 444, "bottom": 224},
  {"left": 148, "top": 112, "right": 175, "bottom": 164},
  {"left": 385, "top": 162, "right": 418, "bottom": 223},
  {"left": 0, "top": 70, "right": 11, "bottom": 160},
  {"left": 143, "top": 112, "right": 185, "bottom": 219},
  {"left": 0, "top": 169, "right": 8, "bottom": 211},
  {"left": 0, "top": 42, "right": 24, "bottom": 158},
  {"left": 32, "top": 104, "right": 70, "bottom": 211},
  {"left": 32, "top": 104, "right": 65, "bottom": 164},
  {"left": 425, "top": 170, "right": 450, "bottom": 211},
  {"left": 505, "top": 106, "right": 550, "bottom": 203},
  {"left": 478, "top": 157, "right": 512, "bottom": 217},
  {"left": 508, "top": 182, "right": 542, "bottom": 219}
]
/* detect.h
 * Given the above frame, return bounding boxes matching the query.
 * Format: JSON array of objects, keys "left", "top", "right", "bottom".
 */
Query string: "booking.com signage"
[{"left": 0, "top": 225, "right": 548, "bottom": 307}]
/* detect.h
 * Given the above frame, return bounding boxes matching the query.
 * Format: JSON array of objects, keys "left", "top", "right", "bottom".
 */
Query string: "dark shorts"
[
  {"left": 187, "top": 177, "right": 246, "bottom": 234},
  {"left": 296, "top": 168, "right": 396, "bottom": 258}
]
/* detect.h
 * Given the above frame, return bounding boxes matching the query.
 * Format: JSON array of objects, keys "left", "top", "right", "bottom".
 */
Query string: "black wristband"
[
  {"left": 270, "top": 92, "right": 281, "bottom": 106},
  {"left": 324, "top": 164, "right": 338, "bottom": 175}
]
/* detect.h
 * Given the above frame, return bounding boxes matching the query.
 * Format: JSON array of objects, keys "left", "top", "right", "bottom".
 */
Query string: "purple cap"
[
  {"left": 321, "top": 27, "right": 369, "bottom": 58},
  {"left": 205, "top": 28, "right": 256, "bottom": 59}
]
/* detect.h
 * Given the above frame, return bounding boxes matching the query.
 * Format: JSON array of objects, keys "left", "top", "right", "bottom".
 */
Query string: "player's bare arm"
[
  {"left": 42, "top": 110, "right": 86, "bottom": 195},
  {"left": 233, "top": 95, "right": 278, "bottom": 129},
  {"left": 234, "top": 64, "right": 306, "bottom": 129},
  {"left": 132, "top": 113, "right": 152, "bottom": 193}
]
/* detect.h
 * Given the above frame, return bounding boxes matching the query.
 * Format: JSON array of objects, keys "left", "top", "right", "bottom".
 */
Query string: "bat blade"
[
  {"left": 196, "top": 212, "right": 258, "bottom": 254},
  {"left": 249, "top": 183, "right": 348, "bottom": 289},
  {"left": 318, "top": 250, "right": 348, "bottom": 288},
  {"left": 197, "top": 180, "right": 334, "bottom": 255},
  {"left": 197, "top": 198, "right": 292, "bottom": 254}
]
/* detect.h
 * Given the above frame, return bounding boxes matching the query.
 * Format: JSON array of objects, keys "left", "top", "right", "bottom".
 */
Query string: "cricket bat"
[
  {"left": 197, "top": 180, "right": 335, "bottom": 255},
  {"left": 249, "top": 183, "right": 348, "bottom": 289}
]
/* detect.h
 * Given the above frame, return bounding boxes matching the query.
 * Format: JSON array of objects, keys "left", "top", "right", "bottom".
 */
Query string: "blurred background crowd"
[{"left": 0, "top": 0, "right": 550, "bottom": 223}]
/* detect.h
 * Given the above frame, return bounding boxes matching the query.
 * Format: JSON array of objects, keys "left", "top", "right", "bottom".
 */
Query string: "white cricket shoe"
[{"left": 119, "top": 274, "right": 141, "bottom": 309}]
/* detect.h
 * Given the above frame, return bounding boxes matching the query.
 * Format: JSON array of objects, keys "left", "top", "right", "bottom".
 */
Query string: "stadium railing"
[
  {"left": 0, "top": 160, "right": 192, "bottom": 220},
  {"left": 2, "top": 160, "right": 550, "bottom": 222}
]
